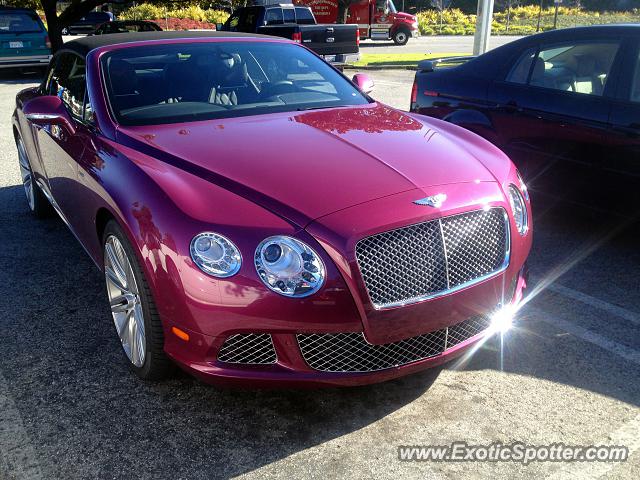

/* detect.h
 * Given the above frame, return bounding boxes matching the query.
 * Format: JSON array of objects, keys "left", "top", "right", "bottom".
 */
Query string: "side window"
[
  {"left": 228, "top": 12, "right": 240, "bottom": 31},
  {"left": 295, "top": 8, "right": 315, "bottom": 25},
  {"left": 241, "top": 10, "right": 258, "bottom": 31},
  {"left": 265, "top": 8, "right": 283, "bottom": 25},
  {"left": 50, "top": 52, "right": 87, "bottom": 120},
  {"left": 630, "top": 50, "right": 640, "bottom": 103},
  {"left": 531, "top": 42, "right": 619, "bottom": 96},
  {"left": 506, "top": 48, "right": 536, "bottom": 85}
]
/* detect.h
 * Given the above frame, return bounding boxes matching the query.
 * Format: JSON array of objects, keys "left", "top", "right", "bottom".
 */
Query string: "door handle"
[{"left": 504, "top": 100, "right": 522, "bottom": 112}]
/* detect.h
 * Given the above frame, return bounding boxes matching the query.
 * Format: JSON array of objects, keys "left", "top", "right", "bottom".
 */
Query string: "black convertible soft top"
[{"left": 63, "top": 31, "right": 275, "bottom": 56}]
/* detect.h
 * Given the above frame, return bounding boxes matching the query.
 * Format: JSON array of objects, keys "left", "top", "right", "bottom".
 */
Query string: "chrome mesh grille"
[
  {"left": 356, "top": 208, "right": 509, "bottom": 308},
  {"left": 441, "top": 210, "right": 508, "bottom": 288},
  {"left": 217, "top": 334, "right": 277, "bottom": 364},
  {"left": 298, "top": 313, "right": 490, "bottom": 373},
  {"left": 446, "top": 314, "right": 492, "bottom": 348}
]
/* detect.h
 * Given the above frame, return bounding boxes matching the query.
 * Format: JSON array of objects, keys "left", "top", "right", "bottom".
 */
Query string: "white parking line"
[
  {"left": 0, "top": 369, "right": 43, "bottom": 480},
  {"left": 548, "top": 283, "right": 640, "bottom": 326},
  {"left": 530, "top": 306, "right": 640, "bottom": 365}
]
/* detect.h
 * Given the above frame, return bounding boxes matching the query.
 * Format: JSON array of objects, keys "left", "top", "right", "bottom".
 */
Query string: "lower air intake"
[
  {"left": 217, "top": 334, "right": 277, "bottom": 364},
  {"left": 297, "top": 314, "right": 492, "bottom": 372}
]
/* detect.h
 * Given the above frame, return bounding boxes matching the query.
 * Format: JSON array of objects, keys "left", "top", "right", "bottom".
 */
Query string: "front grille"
[
  {"left": 298, "top": 313, "right": 491, "bottom": 373},
  {"left": 356, "top": 208, "right": 509, "bottom": 308},
  {"left": 217, "top": 334, "right": 277, "bottom": 364}
]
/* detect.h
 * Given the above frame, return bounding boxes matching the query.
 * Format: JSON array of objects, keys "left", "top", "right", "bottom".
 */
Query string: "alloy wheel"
[
  {"left": 104, "top": 235, "right": 146, "bottom": 367},
  {"left": 16, "top": 137, "right": 35, "bottom": 211}
]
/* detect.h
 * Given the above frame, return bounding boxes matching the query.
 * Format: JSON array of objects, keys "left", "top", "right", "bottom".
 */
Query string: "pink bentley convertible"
[{"left": 13, "top": 32, "right": 531, "bottom": 386}]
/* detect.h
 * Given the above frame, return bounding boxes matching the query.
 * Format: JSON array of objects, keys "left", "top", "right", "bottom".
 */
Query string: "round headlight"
[
  {"left": 508, "top": 184, "right": 528, "bottom": 236},
  {"left": 255, "top": 236, "right": 326, "bottom": 298},
  {"left": 190, "top": 232, "right": 242, "bottom": 278},
  {"left": 516, "top": 170, "right": 529, "bottom": 202}
]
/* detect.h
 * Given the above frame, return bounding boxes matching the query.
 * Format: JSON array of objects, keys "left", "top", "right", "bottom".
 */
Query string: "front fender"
[{"left": 78, "top": 139, "right": 361, "bottom": 339}]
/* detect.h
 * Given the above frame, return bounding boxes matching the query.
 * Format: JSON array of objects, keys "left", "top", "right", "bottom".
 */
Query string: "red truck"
[{"left": 294, "top": 0, "right": 418, "bottom": 45}]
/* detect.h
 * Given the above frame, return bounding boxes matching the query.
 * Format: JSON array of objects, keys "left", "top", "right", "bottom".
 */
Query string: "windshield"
[
  {"left": 102, "top": 42, "right": 370, "bottom": 126},
  {"left": 387, "top": 0, "right": 397, "bottom": 13},
  {"left": 0, "top": 12, "right": 44, "bottom": 34}
]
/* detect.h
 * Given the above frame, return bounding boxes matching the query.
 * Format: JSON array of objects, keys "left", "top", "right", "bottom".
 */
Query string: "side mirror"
[
  {"left": 23, "top": 95, "right": 76, "bottom": 135},
  {"left": 352, "top": 73, "right": 375, "bottom": 94}
]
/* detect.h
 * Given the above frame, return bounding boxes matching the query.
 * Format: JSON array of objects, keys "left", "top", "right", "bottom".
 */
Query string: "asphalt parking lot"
[{"left": 0, "top": 66, "right": 639, "bottom": 480}]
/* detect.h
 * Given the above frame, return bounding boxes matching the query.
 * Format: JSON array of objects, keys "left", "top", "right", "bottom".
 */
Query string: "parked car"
[
  {"left": 410, "top": 25, "right": 640, "bottom": 204},
  {"left": 91, "top": 20, "right": 161, "bottom": 35},
  {"left": 13, "top": 31, "right": 531, "bottom": 387},
  {"left": 0, "top": 6, "right": 51, "bottom": 71},
  {"left": 62, "top": 11, "right": 112, "bottom": 35},
  {"left": 219, "top": 2, "right": 359, "bottom": 65}
]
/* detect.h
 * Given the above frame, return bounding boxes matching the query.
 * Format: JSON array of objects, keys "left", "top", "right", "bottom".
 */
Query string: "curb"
[{"left": 343, "top": 64, "right": 418, "bottom": 71}]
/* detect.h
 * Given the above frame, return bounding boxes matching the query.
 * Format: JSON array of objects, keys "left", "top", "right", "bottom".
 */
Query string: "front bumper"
[
  {"left": 323, "top": 52, "right": 360, "bottom": 65},
  {"left": 0, "top": 54, "right": 51, "bottom": 69},
  {"left": 164, "top": 267, "right": 527, "bottom": 387}
]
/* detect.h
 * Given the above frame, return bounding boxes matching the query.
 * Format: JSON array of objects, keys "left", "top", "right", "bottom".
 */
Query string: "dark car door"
[
  {"left": 606, "top": 37, "right": 640, "bottom": 182},
  {"left": 487, "top": 39, "right": 621, "bottom": 187},
  {"left": 36, "top": 51, "right": 92, "bottom": 227}
]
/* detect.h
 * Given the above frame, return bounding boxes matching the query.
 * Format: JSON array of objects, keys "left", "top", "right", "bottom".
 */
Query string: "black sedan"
[
  {"left": 62, "top": 11, "right": 112, "bottom": 35},
  {"left": 410, "top": 25, "right": 640, "bottom": 209},
  {"left": 92, "top": 20, "right": 161, "bottom": 35}
]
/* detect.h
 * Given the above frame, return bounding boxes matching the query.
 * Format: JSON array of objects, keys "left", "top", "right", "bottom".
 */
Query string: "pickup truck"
[{"left": 218, "top": 2, "right": 359, "bottom": 66}]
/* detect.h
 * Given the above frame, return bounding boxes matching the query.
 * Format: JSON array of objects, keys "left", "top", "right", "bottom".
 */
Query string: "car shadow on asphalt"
[
  {"left": 1, "top": 181, "right": 639, "bottom": 478},
  {"left": 0, "top": 69, "right": 45, "bottom": 86},
  {"left": 0, "top": 183, "right": 441, "bottom": 478}
]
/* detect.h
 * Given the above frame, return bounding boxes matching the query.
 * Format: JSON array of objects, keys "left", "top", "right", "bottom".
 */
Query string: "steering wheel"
[{"left": 260, "top": 81, "right": 295, "bottom": 99}]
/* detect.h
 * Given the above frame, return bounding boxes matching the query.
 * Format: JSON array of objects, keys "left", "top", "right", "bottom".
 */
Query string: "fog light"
[{"left": 490, "top": 306, "right": 514, "bottom": 333}]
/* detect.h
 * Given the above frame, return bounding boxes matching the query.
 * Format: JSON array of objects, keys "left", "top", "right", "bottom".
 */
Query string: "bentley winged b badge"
[{"left": 413, "top": 193, "right": 447, "bottom": 208}]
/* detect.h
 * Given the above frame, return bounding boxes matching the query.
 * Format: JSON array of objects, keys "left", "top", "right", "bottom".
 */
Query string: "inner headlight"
[
  {"left": 255, "top": 236, "right": 325, "bottom": 298},
  {"left": 190, "top": 232, "right": 242, "bottom": 278},
  {"left": 508, "top": 184, "right": 528, "bottom": 236}
]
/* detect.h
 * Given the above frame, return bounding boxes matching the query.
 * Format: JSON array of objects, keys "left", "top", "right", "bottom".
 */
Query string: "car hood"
[{"left": 116, "top": 103, "right": 497, "bottom": 227}]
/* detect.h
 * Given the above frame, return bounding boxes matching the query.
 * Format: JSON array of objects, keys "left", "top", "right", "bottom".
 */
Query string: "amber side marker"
[{"left": 172, "top": 326, "right": 190, "bottom": 342}]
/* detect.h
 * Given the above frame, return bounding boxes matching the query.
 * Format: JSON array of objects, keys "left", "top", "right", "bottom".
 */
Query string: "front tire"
[
  {"left": 392, "top": 29, "right": 410, "bottom": 46},
  {"left": 16, "top": 133, "right": 50, "bottom": 218},
  {"left": 103, "top": 221, "right": 173, "bottom": 380}
]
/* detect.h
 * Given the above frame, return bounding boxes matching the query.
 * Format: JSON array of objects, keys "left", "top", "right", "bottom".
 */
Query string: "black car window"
[
  {"left": 283, "top": 8, "right": 295, "bottom": 23},
  {"left": 530, "top": 42, "right": 619, "bottom": 96},
  {"left": 0, "top": 11, "right": 43, "bottom": 34},
  {"left": 295, "top": 8, "right": 315, "bottom": 25},
  {"left": 265, "top": 8, "right": 283, "bottom": 25},
  {"left": 50, "top": 52, "right": 87, "bottom": 120},
  {"left": 506, "top": 48, "right": 536, "bottom": 85},
  {"left": 631, "top": 50, "right": 640, "bottom": 103}
]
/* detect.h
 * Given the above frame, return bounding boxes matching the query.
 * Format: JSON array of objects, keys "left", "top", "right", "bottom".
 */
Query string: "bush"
[
  {"left": 119, "top": 3, "right": 229, "bottom": 26},
  {"left": 119, "top": 4, "right": 165, "bottom": 21},
  {"left": 417, "top": 6, "right": 640, "bottom": 36}
]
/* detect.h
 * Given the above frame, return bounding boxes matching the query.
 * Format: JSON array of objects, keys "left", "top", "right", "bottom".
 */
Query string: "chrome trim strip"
[
  {"left": 438, "top": 218, "right": 451, "bottom": 290},
  {"left": 356, "top": 207, "right": 512, "bottom": 310},
  {"left": 26, "top": 113, "right": 60, "bottom": 122}
]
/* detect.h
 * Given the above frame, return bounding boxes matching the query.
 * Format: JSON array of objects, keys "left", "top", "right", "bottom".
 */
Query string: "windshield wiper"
[{"left": 296, "top": 104, "right": 349, "bottom": 112}]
